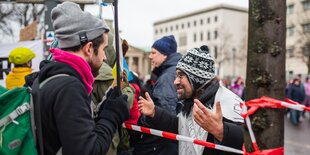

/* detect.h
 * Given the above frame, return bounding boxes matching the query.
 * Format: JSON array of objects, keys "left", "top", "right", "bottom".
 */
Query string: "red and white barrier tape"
[
  {"left": 123, "top": 123, "right": 244, "bottom": 154},
  {"left": 240, "top": 96, "right": 310, "bottom": 155}
]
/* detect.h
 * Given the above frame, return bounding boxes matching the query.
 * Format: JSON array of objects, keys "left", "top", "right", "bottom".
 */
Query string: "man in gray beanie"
[
  {"left": 26, "top": 2, "right": 130, "bottom": 155},
  {"left": 138, "top": 45, "right": 244, "bottom": 155},
  {"left": 134, "top": 35, "right": 181, "bottom": 155}
]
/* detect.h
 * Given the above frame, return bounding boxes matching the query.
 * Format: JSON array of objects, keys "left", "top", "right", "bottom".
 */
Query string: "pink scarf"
[{"left": 50, "top": 48, "right": 94, "bottom": 95}]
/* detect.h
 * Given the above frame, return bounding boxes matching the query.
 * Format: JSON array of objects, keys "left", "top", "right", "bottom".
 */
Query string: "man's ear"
[{"left": 82, "top": 42, "right": 93, "bottom": 57}]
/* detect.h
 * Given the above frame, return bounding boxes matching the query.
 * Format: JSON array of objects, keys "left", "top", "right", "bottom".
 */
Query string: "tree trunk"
[{"left": 244, "top": 0, "right": 286, "bottom": 152}]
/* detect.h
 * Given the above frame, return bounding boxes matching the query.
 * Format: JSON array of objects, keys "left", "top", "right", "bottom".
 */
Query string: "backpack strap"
[
  {"left": 32, "top": 74, "right": 69, "bottom": 155},
  {"left": 39, "top": 74, "right": 70, "bottom": 88},
  {"left": 0, "top": 103, "right": 31, "bottom": 128}
]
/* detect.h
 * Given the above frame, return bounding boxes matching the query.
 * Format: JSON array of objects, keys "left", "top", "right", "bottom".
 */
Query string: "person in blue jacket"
[{"left": 134, "top": 35, "right": 181, "bottom": 155}]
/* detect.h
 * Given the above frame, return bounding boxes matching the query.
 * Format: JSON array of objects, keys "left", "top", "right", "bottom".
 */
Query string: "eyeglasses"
[{"left": 176, "top": 72, "right": 186, "bottom": 80}]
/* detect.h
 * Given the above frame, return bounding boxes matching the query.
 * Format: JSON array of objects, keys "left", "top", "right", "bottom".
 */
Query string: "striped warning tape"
[{"left": 123, "top": 123, "right": 244, "bottom": 154}]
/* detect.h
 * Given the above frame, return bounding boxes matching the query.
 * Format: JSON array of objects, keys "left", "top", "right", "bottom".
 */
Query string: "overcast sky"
[{"left": 86, "top": 0, "right": 248, "bottom": 48}]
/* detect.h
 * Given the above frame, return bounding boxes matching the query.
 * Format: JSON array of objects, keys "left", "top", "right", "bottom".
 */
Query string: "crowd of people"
[
  {"left": 285, "top": 74, "right": 310, "bottom": 126},
  {"left": 1, "top": 1, "right": 254, "bottom": 155}
]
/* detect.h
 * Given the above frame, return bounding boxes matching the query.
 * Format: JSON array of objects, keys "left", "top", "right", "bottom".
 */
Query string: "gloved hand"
[{"left": 98, "top": 87, "right": 130, "bottom": 125}]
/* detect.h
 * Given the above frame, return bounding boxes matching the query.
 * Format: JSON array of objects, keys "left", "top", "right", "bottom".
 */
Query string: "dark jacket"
[
  {"left": 134, "top": 53, "right": 181, "bottom": 155},
  {"left": 287, "top": 83, "right": 305, "bottom": 103},
  {"left": 144, "top": 80, "right": 244, "bottom": 155},
  {"left": 32, "top": 61, "right": 125, "bottom": 155},
  {"left": 151, "top": 52, "right": 182, "bottom": 114}
]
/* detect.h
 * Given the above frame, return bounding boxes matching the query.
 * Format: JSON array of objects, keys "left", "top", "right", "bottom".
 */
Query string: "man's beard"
[{"left": 89, "top": 61, "right": 102, "bottom": 77}]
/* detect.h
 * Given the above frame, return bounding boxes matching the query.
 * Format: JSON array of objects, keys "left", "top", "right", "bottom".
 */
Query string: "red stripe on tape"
[
  {"left": 140, "top": 126, "right": 151, "bottom": 134},
  {"left": 124, "top": 123, "right": 133, "bottom": 130},
  {"left": 162, "top": 131, "right": 177, "bottom": 140},
  {"left": 193, "top": 139, "right": 216, "bottom": 148}
]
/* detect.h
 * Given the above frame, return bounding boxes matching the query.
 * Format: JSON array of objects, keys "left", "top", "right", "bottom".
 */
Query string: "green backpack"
[
  {"left": 0, "top": 74, "right": 69, "bottom": 155},
  {"left": 0, "top": 87, "right": 37, "bottom": 155}
]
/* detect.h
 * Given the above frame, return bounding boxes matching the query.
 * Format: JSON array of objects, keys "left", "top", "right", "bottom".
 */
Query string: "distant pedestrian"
[
  {"left": 287, "top": 78, "right": 305, "bottom": 125},
  {"left": 230, "top": 76, "right": 244, "bottom": 98},
  {"left": 303, "top": 76, "right": 310, "bottom": 106},
  {"left": 6, "top": 47, "right": 35, "bottom": 89}
]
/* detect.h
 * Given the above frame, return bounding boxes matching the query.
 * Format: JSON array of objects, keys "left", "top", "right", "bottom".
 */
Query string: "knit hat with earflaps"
[{"left": 176, "top": 45, "right": 215, "bottom": 91}]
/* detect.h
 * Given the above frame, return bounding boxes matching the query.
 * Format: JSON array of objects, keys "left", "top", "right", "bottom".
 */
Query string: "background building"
[
  {"left": 105, "top": 19, "right": 151, "bottom": 79},
  {"left": 286, "top": 0, "right": 310, "bottom": 79},
  {"left": 125, "top": 46, "right": 151, "bottom": 79},
  {"left": 153, "top": 4, "right": 248, "bottom": 78}
]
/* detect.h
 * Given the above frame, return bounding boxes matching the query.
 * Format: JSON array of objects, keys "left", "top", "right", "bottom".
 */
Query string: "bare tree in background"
[
  {"left": 0, "top": 3, "right": 44, "bottom": 43},
  {"left": 293, "top": 18, "right": 310, "bottom": 74},
  {"left": 0, "top": 4, "right": 15, "bottom": 39},
  {"left": 217, "top": 27, "right": 248, "bottom": 78},
  {"left": 244, "top": 0, "right": 286, "bottom": 153}
]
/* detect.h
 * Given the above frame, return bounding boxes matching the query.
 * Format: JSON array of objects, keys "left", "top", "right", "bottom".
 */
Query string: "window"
[
  {"left": 303, "top": 0, "right": 310, "bottom": 11},
  {"left": 181, "top": 23, "right": 184, "bottom": 29},
  {"left": 200, "top": 19, "right": 204, "bottom": 25},
  {"left": 200, "top": 32, "right": 204, "bottom": 41},
  {"left": 170, "top": 26, "right": 173, "bottom": 31},
  {"left": 165, "top": 27, "right": 168, "bottom": 32},
  {"left": 193, "top": 33, "right": 197, "bottom": 42},
  {"left": 214, "top": 16, "right": 218, "bottom": 22},
  {"left": 287, "top": 4, "right": 294, "bottom": 15},
  {"left": 179, "top": 35, "right": 187, "bottom": 46},
  {"left": 176, "top": 24, "right": 179, "bottom": 30},
  {"left": 188, "top": 22, "right": 191, "bottom": 28},
  {"left": 207, "top": 17, "right": 210, "bottom": 23},
  {"left": 207, "top": 31, "right": 210, "bottom": 40},
  {"left": 214, "top": 46, "right": 218, "bottom": 59},
  {"left": 193, "top": 20, "right": 197, "bottom": 27},
  {"left": 286, "top": 26, "right": 295, "bottom": 37},
  {"left": 303, "top": 46, "right": 310, "bottom": 56},
  {"left": 214, "top": 30, "right": 218, "bottom": 39},
  {"left": 160, "top": 28, "right": 163, "bottom": 33},
  {"left": 155, "top": 29, "right": 158, "bottom": 34},
  {"left": 287, "top": 47, "right": 294, "bottom": 57},
  {"left": 133, "top": 57, "right": 139, "bottom": 66},
  {"left": 302, "top": 23, "right": 310, "bottom": 33}
]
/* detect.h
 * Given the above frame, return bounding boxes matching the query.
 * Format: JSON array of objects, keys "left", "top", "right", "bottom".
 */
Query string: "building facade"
[
  {"left": 286, "top": 0, "right": 310, "bottom": 78},
  {"left": 125, "top": 46, "right": 151, "bottom": 79},
  {"left": 153, "top": 4, "right": 248, "bottom": 78},
  {"left": 105, "top": 19, "right": 151, "bottom": 79}
]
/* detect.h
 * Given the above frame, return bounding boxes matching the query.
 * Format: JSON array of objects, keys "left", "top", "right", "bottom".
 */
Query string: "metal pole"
[
  {"left": 232, "top": 48, "right": 236, "bottom": 78},
  {"left": 113, "top": 0, "right": 121, "bottom": 95},
  {"left": 44, "top": 0, "right": 58, "bottom": 57}
]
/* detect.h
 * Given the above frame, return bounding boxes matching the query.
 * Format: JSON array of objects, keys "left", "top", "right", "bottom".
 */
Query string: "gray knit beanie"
[
  {"left": 51, "top": 1, "right": 109, "bottom": 48},
  {"left": 176, "top": 45, "right": 215, "bottom": 91}
]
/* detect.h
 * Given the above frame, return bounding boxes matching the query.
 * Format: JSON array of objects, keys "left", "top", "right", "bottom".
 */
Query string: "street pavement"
[{"left": 285, "top": 112, "right": 310, "bottom": 155}]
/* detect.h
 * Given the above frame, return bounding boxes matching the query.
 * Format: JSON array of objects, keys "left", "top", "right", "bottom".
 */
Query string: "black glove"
[{"left": 98, "top": 87, "right": 130, "bottom": 126}]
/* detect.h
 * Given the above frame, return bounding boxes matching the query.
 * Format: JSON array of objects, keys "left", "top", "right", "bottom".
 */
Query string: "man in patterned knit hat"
[{"left": 138, "top": 45, "right": 244, "bottom": 155}]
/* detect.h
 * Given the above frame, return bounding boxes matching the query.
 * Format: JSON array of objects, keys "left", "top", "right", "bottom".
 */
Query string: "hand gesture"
[
  {"left": 192, "top": 99, "right": 224, "bottom": 142},
  {"left": 138, "top": 92, "right": 155, "bottom": 117}
]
